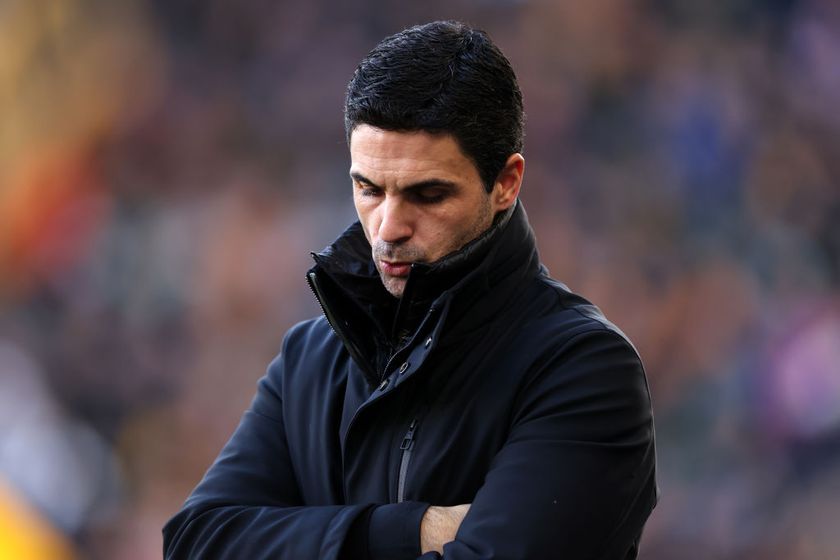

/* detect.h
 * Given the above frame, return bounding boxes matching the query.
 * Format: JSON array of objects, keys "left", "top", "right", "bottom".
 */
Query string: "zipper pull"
[{"left": 400, "top": 418, "right": 418, "bottom": 450}]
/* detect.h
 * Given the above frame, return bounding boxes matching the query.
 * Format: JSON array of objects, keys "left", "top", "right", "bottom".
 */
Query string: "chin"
[{"left": 382, "top": 277, "right": 407, "bottom": 298}]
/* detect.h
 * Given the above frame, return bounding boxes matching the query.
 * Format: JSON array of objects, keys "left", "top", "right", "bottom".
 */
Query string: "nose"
[{"left": 377, "top": 196, "right": 413, "bottom": 244}]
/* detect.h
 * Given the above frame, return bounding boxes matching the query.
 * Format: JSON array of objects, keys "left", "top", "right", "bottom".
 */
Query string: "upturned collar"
[{"left": 309, "top": 200, "right": 541, "bottom": 381}]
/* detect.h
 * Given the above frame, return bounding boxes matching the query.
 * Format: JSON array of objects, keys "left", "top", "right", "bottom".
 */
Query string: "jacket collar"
[{"left": 308, "top": 200, "right": 541, "bottom": 384}]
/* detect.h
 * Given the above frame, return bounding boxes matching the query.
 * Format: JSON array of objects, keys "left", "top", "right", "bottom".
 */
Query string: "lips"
[{"left": 380, "top": 260, "right": 412, "bottom": 277}]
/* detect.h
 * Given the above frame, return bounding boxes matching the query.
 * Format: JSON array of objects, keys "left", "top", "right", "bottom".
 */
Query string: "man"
[{"left": 163, "top": 20, "right": 657, "bottom": 559}]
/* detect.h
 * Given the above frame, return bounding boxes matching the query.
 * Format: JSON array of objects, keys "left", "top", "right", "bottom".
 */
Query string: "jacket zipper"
[
  {"left": 306, "top": 271, "right": 377, "bottom": 384},
  {"left": 397, "top": 418, "right": 418, "bottom": 503}
]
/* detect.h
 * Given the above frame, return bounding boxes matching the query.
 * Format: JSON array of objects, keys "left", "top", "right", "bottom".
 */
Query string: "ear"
[{"left": 490, "top": 153, "right": 524, "bottom": 212}]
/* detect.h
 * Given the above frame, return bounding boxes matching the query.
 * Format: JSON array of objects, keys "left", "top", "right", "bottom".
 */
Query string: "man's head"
[
  {"left": 345, "top": 20, "right": 524, "bottom": 193},
  {"left": 344, "top": 21, "right": 525, "bottom": 298}
]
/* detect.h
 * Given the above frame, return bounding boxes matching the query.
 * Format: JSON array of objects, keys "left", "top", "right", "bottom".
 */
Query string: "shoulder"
[
  {"left": 523, "top": 275, "right": 639, "bottom": 359},
  {"left": 281, "top": 316, "right": 337, "bottom": 349},
  {"left": 279, "top": 315, "right": 341, "bottom": 354},
  {"left": 507, "top": 277, "right": 654, "bottom": 435},
  {"left": 266, "top": 316, "right": 347, "bottom": 381},
  {"left": 503, "top": 275, "right": 649, "bottom": 401},
  {"left": 254, "top": 316, "right": 351, "bottom": 415}
]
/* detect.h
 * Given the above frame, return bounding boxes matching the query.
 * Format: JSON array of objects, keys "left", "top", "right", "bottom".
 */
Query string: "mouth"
[{"left": 379, "top": 260, "right": 412, "bottom": 277}]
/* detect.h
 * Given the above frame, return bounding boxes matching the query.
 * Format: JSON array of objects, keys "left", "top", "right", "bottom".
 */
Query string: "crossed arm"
[{"left": 163, "top": 329, "right": 656, "bottom": 559}]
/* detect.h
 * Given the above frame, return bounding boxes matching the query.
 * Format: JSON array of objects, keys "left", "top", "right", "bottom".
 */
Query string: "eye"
[
  {"left": 356, "top": 183, "right": 383, "bottom": 198},
  {"left": 412, "top": 189, "right": 447, "bottom": 204}
]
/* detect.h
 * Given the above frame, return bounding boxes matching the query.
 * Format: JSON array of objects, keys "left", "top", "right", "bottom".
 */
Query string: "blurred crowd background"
[{"left": 1, "top": 0, "right": 838, "bottom": 558}]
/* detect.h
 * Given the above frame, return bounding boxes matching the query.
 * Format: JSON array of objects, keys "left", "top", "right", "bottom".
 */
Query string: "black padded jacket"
[{"left": 163, "top": 201, "right": 658, "bottom": 559}]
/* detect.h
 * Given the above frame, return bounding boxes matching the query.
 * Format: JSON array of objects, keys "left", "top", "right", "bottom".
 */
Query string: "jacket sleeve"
[
  {"left": 437, "top": 328, "right": 657, "bottom": 560},
  {"left": 162, "top": 328, "right": 429, "bottom": 560}
]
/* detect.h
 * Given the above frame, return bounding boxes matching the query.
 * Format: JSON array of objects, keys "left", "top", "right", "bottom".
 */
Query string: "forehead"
[{"left": 349, "top": 125, "right": 479, "bottom": 183}]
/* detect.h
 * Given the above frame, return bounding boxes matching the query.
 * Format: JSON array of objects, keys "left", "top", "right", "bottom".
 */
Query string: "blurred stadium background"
[{"left": 1, "top": 0, "right": 839, "bottom": 558}]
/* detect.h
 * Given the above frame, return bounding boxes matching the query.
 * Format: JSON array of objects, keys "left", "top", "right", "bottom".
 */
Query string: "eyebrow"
[{"left": 350, "top": 171, "right": 458, "bottom": 193}]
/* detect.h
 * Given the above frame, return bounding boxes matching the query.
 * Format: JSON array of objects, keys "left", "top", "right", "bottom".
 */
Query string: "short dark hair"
[{"left": 344, "top": 21, "right": 524, "bottom": 192}]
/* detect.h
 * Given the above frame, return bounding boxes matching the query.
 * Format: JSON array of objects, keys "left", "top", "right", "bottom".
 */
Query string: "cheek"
[{"left": 423, "top": 216, "right": 461, "bottom": 258}]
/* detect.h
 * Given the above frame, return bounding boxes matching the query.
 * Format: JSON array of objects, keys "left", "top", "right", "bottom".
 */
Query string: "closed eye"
[
  {"left": 360, "top": 186, "right": 383, "bottom": 197},
  {"left": 410, "top": 189, "right": 448, "bottom": 204},
  {"left": 354, "top": 181, "right": 383, "bottom": 198},
  {"left": 350, "top": 171, "right": 456, "bottom": 204}
]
